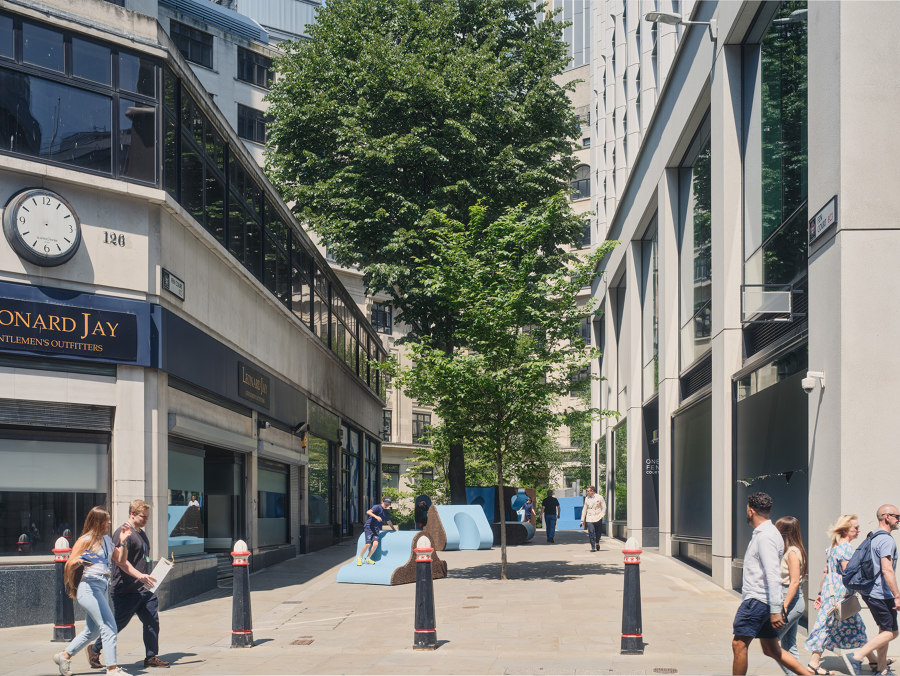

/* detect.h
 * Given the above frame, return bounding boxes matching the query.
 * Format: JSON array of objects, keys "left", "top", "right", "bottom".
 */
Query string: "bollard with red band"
[
  {"left": 621, "top": 537, "right": 643, "bottom": 654},
  {"left": 231, "top": 539, "right": 253, "bottom": 648},
  {"left": 52, "top": 536, "right": 75, "bottom": 642},
  {"left": 413, "top": 535, "right": 437, "bottom": 650}
]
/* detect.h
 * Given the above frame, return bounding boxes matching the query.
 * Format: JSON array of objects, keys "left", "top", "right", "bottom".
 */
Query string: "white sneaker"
[
  {"left": 107, "top": 668, "right": 130, "bottom": 675},
  {"left": 53, "top": 652, "right": 72, "bottom": 676}
]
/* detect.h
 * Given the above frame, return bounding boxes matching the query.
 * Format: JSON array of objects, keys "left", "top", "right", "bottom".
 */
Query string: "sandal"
[
  {"left": 808, "top": 665, "right": 833, "bottom": 675},
  {"left": 869, "top": 659, "right": 896, "bottom": 673}
]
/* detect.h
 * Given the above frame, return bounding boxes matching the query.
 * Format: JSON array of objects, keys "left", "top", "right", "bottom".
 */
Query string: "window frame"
[{"left": 170, "top": 20, "right": 213, "bottom": 70}]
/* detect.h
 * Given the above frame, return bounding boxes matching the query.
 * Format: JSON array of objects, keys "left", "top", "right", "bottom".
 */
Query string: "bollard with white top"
[
  {"left": 620, "top": 536, "right": 643, "bottom": 654},
  {"left": 231, "top": 539, "right": 253, "bottom": 648},
  {"left": 413, "top": 535, "right": 437, "bottom": 650},
  {"left": 52, "top": 536, "right": 75, "bottom": 642}
]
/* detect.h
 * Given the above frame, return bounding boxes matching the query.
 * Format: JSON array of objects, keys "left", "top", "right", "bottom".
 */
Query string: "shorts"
[
  {"left": 863, "top": 595, "right": 899, "bottom": 632},
  {"left": 733, "top": 598, "right": 778, "bottom": 639},
  {"left": 364, "top": 528, "right": 380, "bottom": 545}
]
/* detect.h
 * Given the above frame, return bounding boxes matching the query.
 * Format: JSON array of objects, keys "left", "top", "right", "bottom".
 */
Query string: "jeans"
[
  {"left": 544, "top": 515, "right": 557, "bottom": 540},
  {"left": 778, "top": 589, "right": 805, "bottom": 674},
  {"left": 586, "top": 521, "right": 602, "bottom": 549},
  {"left": 65, "top": 576, "right": 117, "bottom": 666},
  {"left": 94, "top": 590, "right": 161, "bottom": 658}
]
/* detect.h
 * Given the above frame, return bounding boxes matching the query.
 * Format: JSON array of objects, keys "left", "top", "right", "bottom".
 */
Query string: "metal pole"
[
  {"left": 413, "top": 536, "right": 437, "bottom": 650},
  {"left": 621, "top": 537, "right": 643, "bottom": 654},
  {"left": 231, "top": 539, "right": 253, "bottom": 648}
]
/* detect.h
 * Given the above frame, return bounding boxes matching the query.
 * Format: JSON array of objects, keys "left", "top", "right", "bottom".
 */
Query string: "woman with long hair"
[
  {"left": 775, "top": 516, "right": 808, "bottom": 675},
  {"left": 804, "top": 515, "right": 885, "bottom": 675},
  {"left": 52, "top": 506, "right": 128, "bottom": 675}
]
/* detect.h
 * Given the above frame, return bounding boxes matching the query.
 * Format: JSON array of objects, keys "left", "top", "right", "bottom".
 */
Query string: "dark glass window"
[
  {"left": 119, "top": 51, "right": 156, "bottom": 98},
  {"left": 264, "top": 234, "right": 290, "bottom": 308},
  {"left": 0, "top": 15, "right": 12, "bottom": 60},
  {"left": 170, "top": 20, "right": 212, "bottom": 69},
  {"left": 291, "top": 242, "right": 313, "bottom": 329},
  {"left": 571, "top": 164, "right": 590, "bottom": 200},
  {"left": 371, "top": 301, "right": 392, "bottom": 335},
  {"left": 72, "top": 38, "right": 111, "bottom": 85},
  {"left": 412, "top": 412, "right": 431, "bottom": 445},
  {"left": 578, "top": 219, "right": 591, "bottom": 248},
  {"left": 237, "top": 104, "right": 266, "bottom": 144},
  {"left": 205, "top": 171, "right": 226, "bottom": 245},
  {"left": 118, "top": 99, "right": 156, "bottom": 183},
  {"left": 237, "top": 47, "right": 273, "bottom": 89},
  {"left": 22, "top": 22, "right": 64, "bottom": 72}
]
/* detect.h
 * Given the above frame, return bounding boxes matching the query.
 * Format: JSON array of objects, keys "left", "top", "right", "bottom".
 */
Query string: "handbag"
[{"left": 831, "top": 592, "right": 862, "bottom": 621}]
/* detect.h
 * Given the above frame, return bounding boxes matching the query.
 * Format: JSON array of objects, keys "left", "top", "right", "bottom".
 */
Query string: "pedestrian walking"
[
  {"left": 843, "top": 505, "right": 900, "bottom": 676},
  {"left": 805, "top": 514, "right": 879, "bottom": 676},
  {"left": 731, "top": 492, "right": 810, "bottom": 675},
  {"left": 776, "top": 516, "right": 808, "bottom": 674},
  {"left": 542, "top": 490, "right": 561, "bottom": 543},
  {"left": 357, "top": 497, "right": 393, "bottom": 565},
  {"left": 580, "top": 486, "right": 605, "bottom": 551},
  {"left": 52, "top": 506, "right": 128, "bottom": 675},
  {"left": 89, "top": 500, "right": 167, "bottom": 669}
]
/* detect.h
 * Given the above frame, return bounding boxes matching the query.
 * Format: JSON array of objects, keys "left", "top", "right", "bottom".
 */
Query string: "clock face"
[{"left": 3, "top": 189, "right": 82, "bottom": 266}]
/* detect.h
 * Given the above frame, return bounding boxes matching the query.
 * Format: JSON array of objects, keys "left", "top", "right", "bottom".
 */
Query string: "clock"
[{"left": 3, "top": 188, "right": 82, "bottom": 266}]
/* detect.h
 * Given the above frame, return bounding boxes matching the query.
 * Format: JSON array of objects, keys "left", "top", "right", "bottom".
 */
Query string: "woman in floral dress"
[{"left": 806, "top": 514, "right": 883, "bottom": 675}]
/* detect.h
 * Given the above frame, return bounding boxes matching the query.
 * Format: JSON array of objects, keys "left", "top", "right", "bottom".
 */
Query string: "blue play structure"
[
  {"left": 433, "top": 505, "right": 493, "bottom": 550},
  {"left": 336, "top": 530, "right": 413, "bottom": 585},
  {"left": 556, "top": 496, "right": 585, "bottom": 531},
  {"left": 510, "top": 488, "right": 529, "bottom": 521},
  {"left": 465, "top": 486, "right": 495, "bottom": 524}
]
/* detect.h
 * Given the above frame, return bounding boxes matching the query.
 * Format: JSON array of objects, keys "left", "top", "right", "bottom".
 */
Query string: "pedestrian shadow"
[
  {"left": 448, "top": 559, "right": 620, "bottom": 581},
  {"left": 156, "top": 651, "right": 201, "bottom": 667}
]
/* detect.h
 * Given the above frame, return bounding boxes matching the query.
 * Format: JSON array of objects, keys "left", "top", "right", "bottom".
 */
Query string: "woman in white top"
[
  {"left": 53, "top": 506, "right": 129, "bottom": 676},
  {"left": 580, "top": 486, "right": 607, "bottom": 551},
  {"left": 775, "top": 516, "right": 808, "bottom": 675}
]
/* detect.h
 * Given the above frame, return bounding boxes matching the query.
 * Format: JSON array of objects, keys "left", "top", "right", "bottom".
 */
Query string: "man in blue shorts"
[
  {"left": 843, "top": 504, "right": 900, "bottom": 675},
  {"left": 731, "top": 492, "right": 808, "bottom": 675},
  {"left": 357, "top": 497, "right": 393, "bottom": 565}
]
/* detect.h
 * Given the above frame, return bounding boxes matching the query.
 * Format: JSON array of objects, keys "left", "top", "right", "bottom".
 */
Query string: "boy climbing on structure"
[{"left": 357, "top": 497, "right": 393, "bottom": 565}]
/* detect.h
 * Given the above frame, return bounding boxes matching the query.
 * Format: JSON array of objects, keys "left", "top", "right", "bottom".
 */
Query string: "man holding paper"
[{"left": 88, "top": 500, "right": 170, "bottom": 669}]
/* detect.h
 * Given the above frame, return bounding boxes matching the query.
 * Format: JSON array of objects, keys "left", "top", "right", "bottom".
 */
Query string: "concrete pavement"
[{"left": 0, "top": 530, "right": 863, "bottom": 675}]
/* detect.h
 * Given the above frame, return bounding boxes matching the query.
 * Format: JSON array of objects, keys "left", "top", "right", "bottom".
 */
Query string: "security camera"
[
  {"left": 801, "top": 377, "right": 816, "bottom": 393},
  {"left": 801, "top": 371, "right": 825, "bottom": 394}
]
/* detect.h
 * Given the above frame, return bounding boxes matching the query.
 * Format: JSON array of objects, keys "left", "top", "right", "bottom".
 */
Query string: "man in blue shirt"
[
  {"left": 844, "top": 505, "right": 900, "bottom": 675},
  {"left": 357, "top": 497, "right": 393, "bottom": 565},
  {"left": 731, "top": 492, "right": 808, "bottom": 675}
]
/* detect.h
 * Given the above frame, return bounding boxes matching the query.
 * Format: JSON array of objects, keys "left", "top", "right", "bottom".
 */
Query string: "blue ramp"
[
  {"left": 434, "top": 505, "right": 493, "bottom": 550},
  {"left": 556, "top": 496, "right": 585, "bottom": 531},
  {"left": 336, "top": 530, "right": 447, "bottom": 585}
]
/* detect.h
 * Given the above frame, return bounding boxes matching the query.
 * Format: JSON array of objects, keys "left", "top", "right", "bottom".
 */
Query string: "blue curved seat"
[
  {"left": 434, "top": 505, "right": 493, "bottom": 550},
  {"left": 336, "top": 530, "right": 418, "bottom": 585}
]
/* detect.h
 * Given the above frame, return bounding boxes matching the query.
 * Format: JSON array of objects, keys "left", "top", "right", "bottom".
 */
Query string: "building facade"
[
  {"left": 0, "top": 0, "right": 385, "bottom": 627},
  {"left": 590, "top": 0, "right": 900, "bottom": 606}
]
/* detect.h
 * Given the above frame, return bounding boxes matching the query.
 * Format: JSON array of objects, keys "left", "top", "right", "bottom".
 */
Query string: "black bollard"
[
  {"left": 413, "top": 536, "right": 437, "bottom": 650},
  {"left": 52, "top": 537, "right": 75, "bottom": 642},
  {"left": 231, "top": 539, "right": 253, "bottom": 648},
  {"left": 620, "top": 537, "right": 643, "bottom": 654}
]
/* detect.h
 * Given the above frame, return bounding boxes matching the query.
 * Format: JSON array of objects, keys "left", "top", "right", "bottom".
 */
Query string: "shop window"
[
  {"left": 412, "top": 412, "right": 431, "bottom": 445},
  {"left": 672, "top": 397, "right": 712, "bottom": 540},
  {"left": 237, "top": 47, "right": 273, "bottom": 89},
  {"left": 170, "top": 20, "right": 213, "bottom": 69},
  {"left": 258, "top": 460, "right": 289, "bottom": 547},
  {"left": 307, "top": 435, "right": 330, "bottom": 525},
  {"left": 0, "top": 434, "right": 108, "bottom": 557},
  {"left": 364, "top": 436, "right": 379, "bottom": 509},
  {"left": 168, "top": 444, "right": 204, "bottom": 557}
]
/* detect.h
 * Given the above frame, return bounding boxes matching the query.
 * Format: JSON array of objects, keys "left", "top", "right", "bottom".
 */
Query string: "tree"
[
  {"left": 385, "top": 196, "right": 616, "bottom": 578},
  {"left": 265, "top": 0, "right": 580, "bottom": 503}
]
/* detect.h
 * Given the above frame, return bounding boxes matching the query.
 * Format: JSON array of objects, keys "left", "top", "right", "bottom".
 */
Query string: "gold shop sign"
[{"left": 238, "top": 361, "right": 270, "bottom": 408}]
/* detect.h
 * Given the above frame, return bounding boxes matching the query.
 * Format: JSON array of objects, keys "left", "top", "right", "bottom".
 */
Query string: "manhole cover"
[
  {"left": 291, "top": 637, "right": 314, "bottom": 645},
  {"left": 653, "top": 669, "right": 677, "bottom": 674}
]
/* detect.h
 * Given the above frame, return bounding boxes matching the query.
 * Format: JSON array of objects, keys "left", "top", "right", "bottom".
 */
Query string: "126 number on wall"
[{"left": 103, "top": 231, "right": 126, "bottom": 247}]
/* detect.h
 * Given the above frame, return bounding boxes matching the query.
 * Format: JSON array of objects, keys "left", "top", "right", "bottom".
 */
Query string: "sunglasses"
[{"left": 886, "top": 514, "right": 900, "bottom": 520}]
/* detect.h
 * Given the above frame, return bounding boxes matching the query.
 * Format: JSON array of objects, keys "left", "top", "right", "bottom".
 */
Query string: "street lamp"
[{"left": 644, "top": 11, "right": 717, "bottom": 41}]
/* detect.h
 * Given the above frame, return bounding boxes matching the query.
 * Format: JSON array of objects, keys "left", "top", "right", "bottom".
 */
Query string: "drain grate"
[
  {"left": 462, "top": 605, "right": 479, "bottom": 609},
  {"left": 467, "top": 596, "right": 483, "bottom": 599},
  {"left": 653, "top": 669, "right": 678, "bottom": 674},
  {"left": 291, "top": 637, "right": 314, "bottom": 646}
]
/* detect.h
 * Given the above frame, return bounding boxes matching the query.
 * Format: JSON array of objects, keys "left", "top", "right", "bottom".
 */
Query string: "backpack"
[{"left": 842, "top": 531, "right": 894, "bottom": 592}]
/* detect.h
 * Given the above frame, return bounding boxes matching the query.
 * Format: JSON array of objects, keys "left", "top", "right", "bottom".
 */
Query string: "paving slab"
[{"left": 0, "top": 530, "right": 880, "bottom": 675}]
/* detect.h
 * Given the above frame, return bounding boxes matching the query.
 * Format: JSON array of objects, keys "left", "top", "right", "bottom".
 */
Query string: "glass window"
[
  {"left": 382, "top": 463, "right": 400, "bottom": 491},
  {"left": 307, "top": 435, "right": 330, "bottom": 525},
  {"left": 237, "top": 47, "right": 273, "bottom": 89},
  {"left": 672, "top": 397, "right": 712, "bottom": 539},
  {"left": 170, "top": 20, "right": 213, "bottom": 69},
  {"left": 371, "top": 301, "right": 392, "bottom": 335},
  {"left": 571, "top": 164, "right": 591, "bottom": 200},
  {"left": 119, "top": 51, "right": 156, "bottom": 98},
  {"left": 0, "top": 15, "right": 12, "bottom": 60},
  {"left": 679, "top": 134, "right": 712, "bottom": 369},
  {"left": 381, "top": 410, "right": 392, "bottom": 441},
  {"left": 22, "top": 21, "right": 64, "bottom": 72},
  {"left": 258, "top": 461, "right": 289, "bottom": 547},
  {"left": 167, "top": 445, "right": 204, "bottom": 556},
  {"left": 0, "top": 434, "right": 108, "bottom": 557},
  {"left": 364, "top": 436, "right": 379, "bottom": 509},
  {"left": 641, "top": 226, "right": 659, "bottom": 398},
  {"left": 612, "top": 421, "right": 627, "bottom": 522},
  {"left": 237, "top": 104, "right": 267, "bottom": 144},
  {"left": 119, "top": 98, "right": 156, "bottom": 183},
  {"left": 264, "top": 234, "right": 290, "bottom": 308},
  {"left": 578, "top": 219, "right": 591, "bottom": 249},
  {"left": 205, "top": 170, "right": 226, "bottom": 245},
  {"left": 291, "top": 243, "right": 313, "bottom": 329},
  {"left": 181, "top": 137, "right": 204, "bottom": 224},
  {"left": 72, "top": 38, "right": 111, "bottom": 85},
  {"left": 0, "top": 72, "right": 112, "bottom": 173},
  {"left": 412, "top": 412, "right": 431, "bottom": 445}
]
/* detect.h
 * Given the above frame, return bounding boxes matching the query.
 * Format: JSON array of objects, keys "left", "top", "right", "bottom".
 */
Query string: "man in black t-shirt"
[
  {"left": 88, "top": 500, "right": 169, "bottom": 669},
  {"left": 542, "top": 490, "right": 561, "bottom": 543}
]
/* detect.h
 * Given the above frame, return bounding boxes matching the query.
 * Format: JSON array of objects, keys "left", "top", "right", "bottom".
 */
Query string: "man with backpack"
[{"left": 844, "top": 505, "right": 900, "bottom": 675}]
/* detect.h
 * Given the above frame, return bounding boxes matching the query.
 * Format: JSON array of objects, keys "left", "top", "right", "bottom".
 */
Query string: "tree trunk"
[
  {"left": 497, "top": 451, "right": 507, "bottom": 580},
  {"left": 448, "top": 440, "right": 467, "bottom": 504}
]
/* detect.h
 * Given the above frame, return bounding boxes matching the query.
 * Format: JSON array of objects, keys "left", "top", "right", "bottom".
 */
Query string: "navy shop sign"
[{"left": 0, "top": 297, "right": 137, "bottom": 361}]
